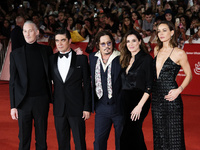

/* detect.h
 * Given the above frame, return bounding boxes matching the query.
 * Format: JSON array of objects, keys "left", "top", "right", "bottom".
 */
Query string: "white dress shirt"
[{"left": 57, "top": 51, "right": 72, "bottom": 82}]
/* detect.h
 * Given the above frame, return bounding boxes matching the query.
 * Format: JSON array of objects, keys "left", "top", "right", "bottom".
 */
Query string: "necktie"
[{"left": 58, "top": 51, "right": 70, "bottom": 58}]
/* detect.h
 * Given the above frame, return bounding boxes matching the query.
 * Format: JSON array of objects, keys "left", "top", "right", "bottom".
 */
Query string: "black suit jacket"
[
  {"left": 10, "top": 25, "right": 26, "bottom": 51},
  {"left": 89, "top": 51, "right": 123, "bottom": 113},
  {"left": 9, "top": 44, "right": 53, "bottom": 109},
  {"left": 49, "top": 50, "right": 92, "bottom": 117}
]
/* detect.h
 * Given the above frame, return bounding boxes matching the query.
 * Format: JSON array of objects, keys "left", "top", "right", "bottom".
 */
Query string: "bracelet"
[{"left": 179, "top": 86, "right": 184, "bottom": 92}]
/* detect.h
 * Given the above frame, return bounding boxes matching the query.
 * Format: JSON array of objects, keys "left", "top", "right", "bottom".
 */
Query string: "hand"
[
  {"left": 74, "top": 47, "right": 83, "bottom": 55},
  {"left": 109, "top": 0, "right": 113, "bottom": 5},
  {"left": 82, "top": 111, "right": 90, "bottom": 120},
  {"left": 189, "top": 37, "right": 193, "bottom": 44},
  {"left": 164, "top": 88, "right": 182, "bottom": 101},
  {"left": 11, "top": 108, "right": 18, "bottom": 120},
  {"left": 84, "top": 25, "right": 88, "bottom": 30},
  {"left": 130, "top": 105, "right": 142, "bottom": 121}
]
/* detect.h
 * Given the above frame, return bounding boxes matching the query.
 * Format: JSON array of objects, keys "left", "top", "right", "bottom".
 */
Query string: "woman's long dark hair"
[
  {"left": 156, "top": 21, "right": 177, "bottom": 51},
  {"left": 119, "top": 30, "right": 148, "bottom": 68},
  {"left": 122, "top": 17, "right": 133, "bottom": 37}
]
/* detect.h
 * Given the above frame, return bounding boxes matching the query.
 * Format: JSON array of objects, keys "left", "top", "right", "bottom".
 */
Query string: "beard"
[{"left": 103, "top": 47, "right": 112, "bottom": 55}]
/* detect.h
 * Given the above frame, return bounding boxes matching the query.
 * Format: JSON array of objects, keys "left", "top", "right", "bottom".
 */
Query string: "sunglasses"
[{"left": 100, "top": 41, "right": 112, "bottom": 47}]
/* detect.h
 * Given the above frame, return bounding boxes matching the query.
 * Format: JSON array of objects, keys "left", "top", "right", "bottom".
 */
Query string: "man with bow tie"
[{"left": 49, "top": 29, "right": 92, "bottom": 150}]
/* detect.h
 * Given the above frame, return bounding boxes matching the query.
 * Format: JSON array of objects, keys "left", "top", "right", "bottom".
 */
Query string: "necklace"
[{"left": 103, "top": 59, "right": 108, "bottom": 64}]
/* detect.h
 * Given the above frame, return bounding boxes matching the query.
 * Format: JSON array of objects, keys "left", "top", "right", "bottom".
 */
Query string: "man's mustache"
[{"left": 104, "top": 47, "right": 110, "bottom": 51}]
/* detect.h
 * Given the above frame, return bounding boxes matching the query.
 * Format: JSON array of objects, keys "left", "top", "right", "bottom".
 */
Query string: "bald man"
[{"left": 11, "top": 16, "right": 26, "bottom": 51}]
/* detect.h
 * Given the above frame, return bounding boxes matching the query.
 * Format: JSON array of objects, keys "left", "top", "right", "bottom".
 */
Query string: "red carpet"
[{"left": 0, "top": 81, "right": 200, "bottom": 150}]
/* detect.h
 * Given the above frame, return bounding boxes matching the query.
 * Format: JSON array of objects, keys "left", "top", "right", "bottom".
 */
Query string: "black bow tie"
[{"left": 58, "top": 51, "right": 70, "bottom": 58}]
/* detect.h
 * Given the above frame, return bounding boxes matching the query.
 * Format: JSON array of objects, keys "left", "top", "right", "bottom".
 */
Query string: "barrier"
[{"left": 0, "top": 42, "right": 199, "bottom": 96}]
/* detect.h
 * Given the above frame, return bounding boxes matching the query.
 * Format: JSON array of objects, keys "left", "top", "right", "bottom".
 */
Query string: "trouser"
[
  {"left": 94, "top": 102, "right": 124, "bottom": 150},
  {"left": 54, "top": 114, "right": 86, "bottom": 150},
  {"left": 17, "top": 95, "right": 49, "bottom": 150}
]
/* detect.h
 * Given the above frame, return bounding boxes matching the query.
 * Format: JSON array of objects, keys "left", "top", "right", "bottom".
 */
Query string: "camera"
[
  {"left": 74, "top": 2, "right": 78, "bottom": 9},
  {"left": 176, "top": 18, "right": 180, "bottom": 25}
]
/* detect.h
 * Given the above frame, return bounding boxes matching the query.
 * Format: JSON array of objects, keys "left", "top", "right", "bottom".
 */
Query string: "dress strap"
[{"left": 169, "top": 48, "right": 174, "bottom": 57}]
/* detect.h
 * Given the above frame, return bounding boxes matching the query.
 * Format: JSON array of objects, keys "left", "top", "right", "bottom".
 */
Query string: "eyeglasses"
[{"left": 100, "top": 41, "right": 112, "bottom": 47}]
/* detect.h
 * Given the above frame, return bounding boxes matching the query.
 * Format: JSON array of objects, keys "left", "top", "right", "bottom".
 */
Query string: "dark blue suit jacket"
[{"left": 89, "top": 51, "right": 123, "bottom": 114}]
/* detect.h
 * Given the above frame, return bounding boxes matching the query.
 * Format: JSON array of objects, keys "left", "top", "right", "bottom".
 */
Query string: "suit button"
[{"left": 107, "top": 102, "right": 109, "bottom": 105}]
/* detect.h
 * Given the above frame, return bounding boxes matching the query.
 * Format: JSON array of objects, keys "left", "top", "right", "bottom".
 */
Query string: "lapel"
[
  {"left": 130, "top": 50, "right": 145, "bottom": 71},
  {"left": 90, "top": 53, "right": 98, "bottom": 82},
  {"left": 65, "top": 50, "right": 76, "bottom": 82},
  {"left": 53, "top": 51, "right": 77, "bottom": 83},
  {"left": 53, "top": 53, "right": 63, "bottom": 83},
  {"left": 19, "top": 46, "right": 28, "bottom": 77},
  {"left": 90, "top": 52, "right": 121, "bottom": 85},
  {"left": 111, "top": 56, "right": 121, "bottom": 85}
]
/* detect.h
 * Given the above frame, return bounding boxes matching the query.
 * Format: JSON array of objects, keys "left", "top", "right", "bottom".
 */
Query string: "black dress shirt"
[{"left": 121, "top": 50, "right": 153, "bottom": 94}]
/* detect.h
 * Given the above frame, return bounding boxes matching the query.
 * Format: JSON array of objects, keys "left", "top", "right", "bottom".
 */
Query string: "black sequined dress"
[{"left": 152, "top": 56, "right": 185, "bottom": 150}]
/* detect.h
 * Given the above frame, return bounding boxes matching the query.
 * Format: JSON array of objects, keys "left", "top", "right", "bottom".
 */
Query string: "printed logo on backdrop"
[
  {"left": 178, "top": 69, "right": 185, "bottom": 77},
  {"left": 194, "top": 62, "right": 200, "bottom": 75}
]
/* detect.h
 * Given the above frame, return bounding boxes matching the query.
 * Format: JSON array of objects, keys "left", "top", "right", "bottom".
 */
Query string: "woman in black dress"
[
  {"left": 152, "top": 21, "right": 192, "bottom": 150},
  {"left": 119, "top": 30, "right": 153, "bottom": 149}
]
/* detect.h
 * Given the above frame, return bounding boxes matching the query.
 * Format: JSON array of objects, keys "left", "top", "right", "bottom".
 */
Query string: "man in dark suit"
[
  {"left": 10, "top": 16, "right": 26, "bottom": 51},
  {"left": 9, "top": 21, "right": 53, "bottom": 150},
  {"left": 49, "top": 29, "right": 92, "bottom": 150},
  {"left": 89, "top": 30, "right": 124, "bottom": 150}
]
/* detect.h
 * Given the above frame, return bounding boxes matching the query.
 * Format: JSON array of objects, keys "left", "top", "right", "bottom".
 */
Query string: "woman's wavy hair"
[
  {"left": 156, "top": 21, "right": 177, "bottom": 51},
  {"left": 119, "top": 30, "right": 148, "bottom": 68}
]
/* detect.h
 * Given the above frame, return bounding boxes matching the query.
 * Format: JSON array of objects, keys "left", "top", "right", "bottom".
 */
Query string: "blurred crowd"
[{"left": 1, "top": 0, "right": 200, "bottom": 51}]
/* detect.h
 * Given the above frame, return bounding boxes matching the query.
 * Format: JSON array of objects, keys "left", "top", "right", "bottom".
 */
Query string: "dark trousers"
[
  {"left": 17, "top": 95, "right": 49, "bottom": 150},
  {"left": 54, "top": 114, "right": 86, "bottom": 150},
  {"left": 94, "top": 102, "right": 124, "bottom": 150}
]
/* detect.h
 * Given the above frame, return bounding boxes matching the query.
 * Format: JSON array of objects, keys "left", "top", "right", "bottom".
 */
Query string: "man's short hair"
[
  {"left": 23, "top": 20, "right": 38, "bottom": 31},
  {"left": 105, "top": 13, "right": 114, "bottom": 22},
  {"left": 55, "top": 29, "right": 71, "bottom": 40},
  {"left": 145, "top": 9, "right": 153, "bottom": 16}
]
